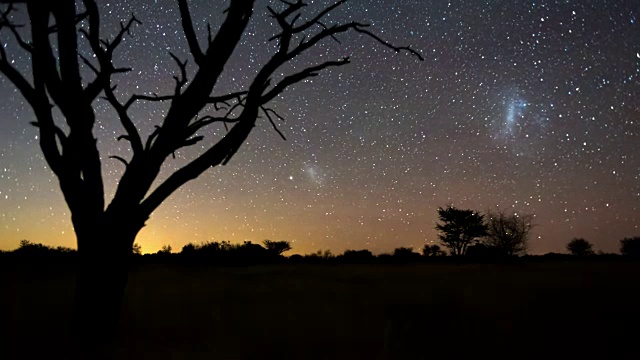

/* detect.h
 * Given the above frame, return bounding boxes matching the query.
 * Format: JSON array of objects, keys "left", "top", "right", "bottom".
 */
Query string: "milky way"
[{"left": 0, "top": 0, "right": 638, "bottom": 254}]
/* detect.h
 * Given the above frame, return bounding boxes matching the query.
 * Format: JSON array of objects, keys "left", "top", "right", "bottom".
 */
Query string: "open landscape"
[{"left": 3, "top": 259, "right": 640, "bottom": 359}]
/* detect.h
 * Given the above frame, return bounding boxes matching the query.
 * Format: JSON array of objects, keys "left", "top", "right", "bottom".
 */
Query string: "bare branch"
[
  {"left": 168, "top": 52, "right": 188, "bottom": 95},
  {"left": 79, "top": 54, "right": 100, "bottom": 74},
  {"left": 81, "top": 1, "right": 140, "bottom": 102},
  {"left": 0, "top": 43, "right": 37, "bottom": 104},
  {"left": 188, "top": 115, "right": 240, "bottom": 133},
  {"left": 261, "top": 57, "right": 350, "bottom": 103},
  {"left": 180, "top": 135, "right": 204, "bottom": 149},
  {"left": 145, "top": 125, "right": 162, "bottom": 151},
  {"left": 123, "top": 90, "right": 247, "bottom": 110},
  {"left": 109, "top": 155, "right": 129, "bottom": 167},
  {"left": 125, "top": 94, "right": 175, "bottom": 109},
  {"left": 177, "top": 0, "right": 205, "bottom": 65},
  {"left": 261, "top": 106, "right": 286, "bottom": 140},
  {"left": 140, "top": 120, "right": 255, "bottom": 217},
  {"left": 0, "top": 4, "right": 33, "bottom": 52},
  {"left": 48, "top": 11, "right": 89, "bottom": 34},
  {"left": 103, "top": 84, "right": 144, "bottom": 154},
  {"left": 269, "top": 0, "right": 346, "bottom": 42},
  {"left": 353, "top": 26, "right": 424, "bottom": 61}
]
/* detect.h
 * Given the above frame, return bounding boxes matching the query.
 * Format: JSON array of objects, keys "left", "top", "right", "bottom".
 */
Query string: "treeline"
[{"left": 3, "top": 237, "right": 640, "bottom": 265}]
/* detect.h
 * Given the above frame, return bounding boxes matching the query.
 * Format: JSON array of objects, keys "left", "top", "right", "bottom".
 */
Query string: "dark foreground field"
[{"left": 2, "top": 261, "right": 640, "bottom": 359}]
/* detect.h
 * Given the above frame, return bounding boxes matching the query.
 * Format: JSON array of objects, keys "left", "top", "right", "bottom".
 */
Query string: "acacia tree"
[
  {"left": 484, "top": 209, "right": 534, "bottom": 257},
  {"left": 262, "top": 240, "right": 292, "bottom": 256},
  {"left": 435, "top": 206, "right": 488, "bottom": 256},
  {"left": 0, "top": 0, "right": 421, "bottom": 350}
]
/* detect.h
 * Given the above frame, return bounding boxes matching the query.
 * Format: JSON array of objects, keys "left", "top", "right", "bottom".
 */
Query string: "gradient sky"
[{"left": 0, "top": 0, "right": 638, "bottom": 254}]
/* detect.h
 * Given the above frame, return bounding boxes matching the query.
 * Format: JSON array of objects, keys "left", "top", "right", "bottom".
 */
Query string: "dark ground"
[{"left": 2, "top": 261, "right": 639, "bottom": 359}]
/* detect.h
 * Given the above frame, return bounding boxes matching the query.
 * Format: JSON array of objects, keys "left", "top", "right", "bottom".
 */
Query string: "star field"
[{"left": 0, "top": 0, "right": 638, "bottom": 254}]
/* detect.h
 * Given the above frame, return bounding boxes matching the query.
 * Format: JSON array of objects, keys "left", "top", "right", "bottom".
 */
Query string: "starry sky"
[{"left": 0, "top": 0, "right": 638, "bottom": 254}]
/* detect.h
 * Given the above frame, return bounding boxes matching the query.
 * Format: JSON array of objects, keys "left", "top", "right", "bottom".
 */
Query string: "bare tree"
[
  {"left": 0, "top": 0, "right": 421, "bottom": 352},
  {"left": 435, "top": 206, "right": 488, "bottom": 256},
  {"left": 484, "top": 209, "right": 534, "bottom": 257}
]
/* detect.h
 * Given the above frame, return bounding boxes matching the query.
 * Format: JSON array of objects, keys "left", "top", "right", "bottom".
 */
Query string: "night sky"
[{"left": 0, "top": 0, "right": 638, "bottom": 254}]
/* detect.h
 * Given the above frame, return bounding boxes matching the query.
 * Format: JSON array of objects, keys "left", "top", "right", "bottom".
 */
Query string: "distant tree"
[
  {"left": 11, "top": 240, "right": 76, "bottom": 258},
  {"left": 435, "top": 206, "right": 488, "bottom": 256},
  {"left": 262, "top": 240, "right": 292, "bottom": 256},
  {"left": 566, "top": 238, "right": 594, "bottom": 256},
  {"left": 392, "top": 247, "right": 421, "bottom": 261},
  {"left": 306, "top": 249, "right": 334, "bottom": 261},
  {"left": 620, "top": 237, "right": 640, "bottom": 257},
  {"left": 484, "top": 209, "right": 533, "bottom": 257},
  {"left": 422, "top": 244, "right": 445, "bottom": 257},
  {"left": 340, "top": 249, "right": 374, "bottom": 262},
  {"left": 55, "top": 246, "right": 77, "bottom": 253},
  {"left": 132, "top": 243, "right": 142, "bottom": 255},
  {"left": 14, "top": 240, "right": 51, "bottom": 256},
  {"left": 157, "top": 245, "right": 173, "bottom": 254},
  {"left": 181, "top": 243, "right": 197, "bottom": 255}
]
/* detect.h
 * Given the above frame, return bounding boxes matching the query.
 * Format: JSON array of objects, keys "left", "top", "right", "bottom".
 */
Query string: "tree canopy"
[{"left": 435, "top": 206, "right": 488, "bottom": 256}]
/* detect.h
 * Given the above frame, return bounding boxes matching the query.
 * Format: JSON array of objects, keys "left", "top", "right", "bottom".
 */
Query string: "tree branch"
[
  {"left": 81, "top": 0, "right": 140, "bottom": 102},
  {"left": 109, "top": 155, "right": 129, "bottom": 167},
  {"left": 353, "top": 26, "right": 423, "bottom": 61},
  {"left": 177, "top": 0, "right": 205, "bottom": 66},
  {"left": 103, "top": 84, "right": 144, "bottom": 154},
  {"left": 0, "top": 3, "right": 33, "bottom": 52},
  {"left": 168, "top": 52, "right": 188, "bottom": 95},
  {"left": 139, "top": 119, "right": 255, "bottom": 218},
  {"left": 261, "top": 57, "right": 350, "bottom": 103},
  {"left": 261, "top": 106, "right": 286, "bottom": 140}
]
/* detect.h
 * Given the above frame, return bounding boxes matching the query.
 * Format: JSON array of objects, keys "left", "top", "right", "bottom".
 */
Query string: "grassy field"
[{"left": 2, "top": 261, "right": 640, "bottom": 359}]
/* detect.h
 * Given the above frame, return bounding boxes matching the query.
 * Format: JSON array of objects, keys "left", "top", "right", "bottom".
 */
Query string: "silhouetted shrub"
[
  {"left": 303, "top": 250, "right": 335, "bottom": 263},
  {"left": 392, "top": 247, "right": 421, "bottom": 262},
  {"left": 339, "top": 249, "right": 375, "bottom": 263},
  {"left": 566, "top": 238, "right": 594, "bottom": 256},
  {"left": 5, "top": 240, "right": 77, "bottom": 263},
  {"left": 422, "top": 244, "right": 446, "bottom": 257},
  {"left": 175, "top": 240, "right": 292, "bottom": 265}
]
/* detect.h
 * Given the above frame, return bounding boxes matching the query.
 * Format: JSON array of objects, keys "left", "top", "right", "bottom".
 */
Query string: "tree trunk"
[{"left": 69, "top": 231, "right": 136, "bottom": 359}]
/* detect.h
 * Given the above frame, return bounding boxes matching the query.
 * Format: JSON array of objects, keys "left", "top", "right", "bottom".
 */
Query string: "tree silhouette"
[
  {"left": 435, "top": 206, "right": 488, "bottom": 256},
  {"left": 0, "top": 0, "right": 420, "bottom": 351},
  {"left": 262, "top": 240, "right": 292, "bottom": 256},
  {"left": 620, "top": 237, "right": 640, "bottom": 257},
  {"left": 422, "top": 244, "right": 445, "bottom": 257},
  {"left": 392, "top": 247, "right": 421, "bottom": 261},
  {"left": 158, "top": 244, "right": 173, "bottom": 254},
  {"left": 340, "top": 249, "right": 374, "bottom": 262},
  {"left": 484, "top": 209, "right": 533, "bottom": 257},
  {"left": 566, "top": 238, "right": 594, "bottom": 256}
]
